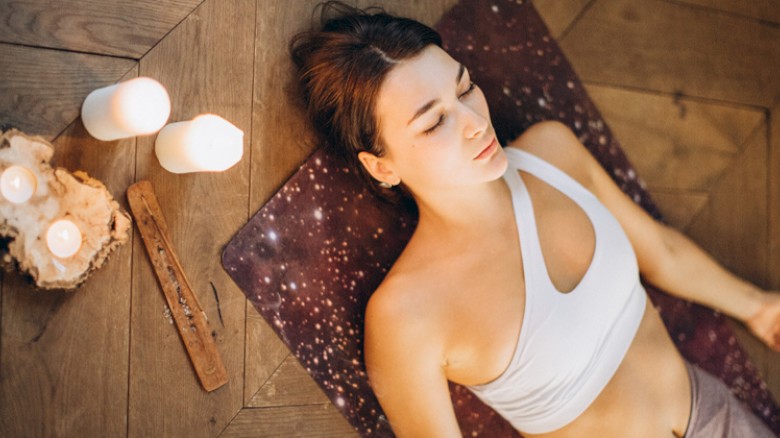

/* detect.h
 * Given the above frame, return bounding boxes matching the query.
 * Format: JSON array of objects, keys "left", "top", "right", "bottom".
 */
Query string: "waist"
[{"left": 531, "top": 297, "right": 691, "bottom": 437}]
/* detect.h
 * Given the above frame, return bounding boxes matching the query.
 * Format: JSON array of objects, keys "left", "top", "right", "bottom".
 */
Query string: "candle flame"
[{"left": 11, "top": 176, "right": 20, "bottom": 189}]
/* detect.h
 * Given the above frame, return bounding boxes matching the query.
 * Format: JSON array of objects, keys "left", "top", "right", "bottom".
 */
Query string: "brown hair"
[{"left": 290, "top": 2, "right": 442, "bottom": 201}]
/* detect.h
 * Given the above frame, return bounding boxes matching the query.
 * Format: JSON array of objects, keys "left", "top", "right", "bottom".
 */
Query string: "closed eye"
[
  {"left": 423, "top": 81, "right": 478, "bottom": 136},
  {"left": 459, "top": 81, "right": 476, "bottom": 98},
  {"left": 423, "top": 115, "right": 444, "bottom": 136}
]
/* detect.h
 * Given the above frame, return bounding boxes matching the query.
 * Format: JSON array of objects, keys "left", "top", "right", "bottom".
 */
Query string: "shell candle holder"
[
  {"left": 1, "top": 165, "right": 37, "bottom": 203},
  {"left": 0, "top": 129, "right": 132, "bottom": 289}
]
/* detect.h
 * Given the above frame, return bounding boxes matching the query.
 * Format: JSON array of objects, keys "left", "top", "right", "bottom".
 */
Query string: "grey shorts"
[{"left": 684, "top": 362, "right": 775, "bottom": 437}]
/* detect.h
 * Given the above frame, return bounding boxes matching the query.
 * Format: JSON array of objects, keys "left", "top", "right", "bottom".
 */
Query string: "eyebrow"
[{"left": 406, "top": 63, "right": 467, "bottom": 126}]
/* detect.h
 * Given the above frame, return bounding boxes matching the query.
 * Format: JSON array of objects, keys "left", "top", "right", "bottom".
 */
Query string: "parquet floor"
[{"left": 1, "top": 0, "right": 778, "bottom": 436}]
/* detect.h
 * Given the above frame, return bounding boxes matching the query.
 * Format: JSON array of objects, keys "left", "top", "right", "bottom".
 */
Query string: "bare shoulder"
[
  {"left": 364, "top": 262, "right": 442, "bottom": 345},
  {"left": 506, "top": 120, "right": 597, "bottom": 187},
  {"left": 365, "top": 271, "right": 426, "bottom": 333},
  {"left": 362, "top": 258, "right": 462, "bottom": 436},
  {"left": 363, "top": 240, "right": 452, "bottom": 361}
]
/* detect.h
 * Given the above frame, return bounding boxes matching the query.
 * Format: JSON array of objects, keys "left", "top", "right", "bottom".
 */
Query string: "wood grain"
[
  {"left": 768, "top": 98, "right": 780, "bottom": 394},
  {"left": 0, "top": 0, "right": 203, "bottom": 58},
  {"left": 248, "top": 354, "right": 330, "bottom": 408},
  {"left": 770, "top": 99, "right": 780, "bottom": 291},
  {"left": 673, "top": 0, "right": 780, "bottom": 25},
  {"left": 219, "top": 404, "right": 358, "bottom": 438},
  {"left": 0, "top": 68, "right": 137, "bottom": 437},
  {"left": 0, "top": 43, "right": 135, "bottom": 140},
  {"left": 249, "top": 0, "right": 321, "bottom": 220},
  {"left": 586, "top": 83, "right": 764, "bottom": 192},
  {"left": 127, "top": 0, "right": 254, "bottom": 436},
  {"left": 532, "top": 0, "right": 593, "bottom": 38},
  {"left": 685, "top": 123, "right": 768, "bottom": 290},
  {"left": 561, "top": 0, "right": 780, "bottom": 108},
  {"left": 244, "top": 308, "right": 290, "bottom": 405}
]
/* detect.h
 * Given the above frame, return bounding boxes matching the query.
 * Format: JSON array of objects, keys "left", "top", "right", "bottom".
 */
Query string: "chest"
[{"left": 443, "top": 176, "right": 599, "bottom": 385}]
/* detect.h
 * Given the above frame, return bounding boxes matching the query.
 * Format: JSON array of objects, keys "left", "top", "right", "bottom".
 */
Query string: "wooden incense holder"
[{"left": 127, "top": 180, "right": 228, "bottom": 392}]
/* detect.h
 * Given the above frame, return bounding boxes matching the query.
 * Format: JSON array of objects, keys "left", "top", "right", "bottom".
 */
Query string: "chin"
[{"left": 483, "top": 145, "right": 509, "bottom": 181}]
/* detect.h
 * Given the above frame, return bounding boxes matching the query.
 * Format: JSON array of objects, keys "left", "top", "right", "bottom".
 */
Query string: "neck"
[{"left": 411, "top": 177, "right": 509, "bottom": 234}]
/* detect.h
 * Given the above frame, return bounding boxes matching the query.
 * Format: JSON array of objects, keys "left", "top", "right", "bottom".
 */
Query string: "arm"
[
  {"left": 364, "top": 287, "right": 462, "bottom": 437},
  {"left": 525, "top": 121, "right": 780, "bottom": 351}
]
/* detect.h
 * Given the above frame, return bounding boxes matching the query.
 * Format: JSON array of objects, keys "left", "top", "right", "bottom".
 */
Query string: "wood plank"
[
  {"left": 219, "top": 405, "right": 358, "bottom": 438},
  {"left": 561, "top": 0, "right": 780, "bottom": 108},
  {"left": 0, "top": 67, "right": 137, "bottom": 437},
  {"left": 532, "top": 0, "right": 592, "bottom": 38},
  {"left": 248, "top": 354, "right": 330, "bottom": 408},
  {"left": 672, "top": 0, "right": 780, "bottom": 25},
  {"left": 768, "top": 99, "right": 780, "bottom": 395},
  {"left": 585, "top": 83, "right": 763, "bottom": 192},
  {"left": 0, "top": 43, "right": 136, "bottom": 140},
  {"left": 244, "top": 309, "right": 290, "bottom": 405},
  {"left": 128, "top": 0, "right": 254, "bottom": 436},
  {"left": 685, "top": 123, "right": 768, "bottom": 289},
  {"left": 0, "top": 0, "right": 202, "bottom": 58},
  {"left": 769, "top": 99, "right": 780, "bottom": 290},
  {"left": 246, "top": 0, "right": 321, "bottom": 408},
  {"left": 249, "top": 0, "right": 321, "bottom": 214}
]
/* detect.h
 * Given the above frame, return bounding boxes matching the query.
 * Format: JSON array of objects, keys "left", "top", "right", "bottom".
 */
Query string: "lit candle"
[
  {"left": 154, "top": 114, "right": 244, "bottom": 173},
  {"left": 81, "top": 77, "right": 171, "bottom": 141},
  {"left": 0, "top": 165, "right": 37, "bottom": 204},
  {"left": 46, "top": 220, "right": 82, "bottom": 259}
]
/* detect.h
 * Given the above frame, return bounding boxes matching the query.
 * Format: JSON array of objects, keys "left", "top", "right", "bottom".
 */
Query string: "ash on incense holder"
[{"left": 0, "top": 129, "right": 131, "bottom": 290}]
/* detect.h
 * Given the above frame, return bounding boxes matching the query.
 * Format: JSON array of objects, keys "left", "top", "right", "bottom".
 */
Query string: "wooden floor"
[{"left": 1, "top": 0, "right": 778, "bottom": 436}]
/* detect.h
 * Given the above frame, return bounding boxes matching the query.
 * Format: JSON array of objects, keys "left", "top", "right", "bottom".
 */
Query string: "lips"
[{"left": 474, "top": 137, "right": 498, "bottom": 160}]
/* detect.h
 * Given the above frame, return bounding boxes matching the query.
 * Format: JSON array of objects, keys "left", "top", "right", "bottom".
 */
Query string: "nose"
[{"left": 461, "top": 104, "right": 488, "bottom": 140}]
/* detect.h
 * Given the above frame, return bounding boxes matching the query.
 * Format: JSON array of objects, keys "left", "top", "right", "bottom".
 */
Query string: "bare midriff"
[{"left": 524, "top": 297, "right": 692, "bottom": 438}]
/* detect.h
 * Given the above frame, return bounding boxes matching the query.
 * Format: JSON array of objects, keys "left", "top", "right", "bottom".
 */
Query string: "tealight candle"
[
  {"left": 81, "top": 77, "right": 171, "bottom": 141},
  {"left": 0, "top": 165, "right": 37, "bottom": 203},
  {"left": 154, "top": 114, "right": 244, "bottom": 173},
  {"left": 46, "top": 219, "right": 82, "bottom": 259}
]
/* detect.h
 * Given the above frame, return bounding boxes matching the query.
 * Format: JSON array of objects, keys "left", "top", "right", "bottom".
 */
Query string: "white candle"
[
  {"left": 81, "top": 77, "right": 171, "bottom": 141},
  {"left": 0, "top": 165, "right": 37, "bottom": 204},
  {"left": 46, "top": 220, "right": 82, "bottom": 259},
  {"left": 154, "top": 114, "right": 244, "bottom": 173}
]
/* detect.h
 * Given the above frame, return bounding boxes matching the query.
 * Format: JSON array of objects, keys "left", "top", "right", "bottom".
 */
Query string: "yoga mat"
[{"left": 223, "top": 0, "right": 780, "bottom": 435}]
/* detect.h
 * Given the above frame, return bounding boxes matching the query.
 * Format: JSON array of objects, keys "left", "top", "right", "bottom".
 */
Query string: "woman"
[{"left": 291, "top": 3, "right": 780, "bottom": 437}]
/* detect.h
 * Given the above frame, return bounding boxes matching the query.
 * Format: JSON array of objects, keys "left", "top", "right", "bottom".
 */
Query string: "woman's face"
[{"left": 364, "top": 45, "right": 508, "bottom": 196}]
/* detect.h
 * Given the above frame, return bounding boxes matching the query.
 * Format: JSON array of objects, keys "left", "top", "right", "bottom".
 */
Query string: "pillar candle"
[
  {"left": 81, "top": 77, "right": 171, "bottom": 141},
  {"left": 0, "top": 165, "right": 37, "bottom": 204},
  {"left": 154, "top": 114, "right": 244, "bottom": 173},
  {"left": 46, "top": 219, "right": 82, "bottom": 259}
]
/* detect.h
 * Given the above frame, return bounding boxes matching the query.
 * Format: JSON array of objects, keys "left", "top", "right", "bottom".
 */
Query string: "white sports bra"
[{"left": 466, "top": 148, "right": 647, "bottom": 434}]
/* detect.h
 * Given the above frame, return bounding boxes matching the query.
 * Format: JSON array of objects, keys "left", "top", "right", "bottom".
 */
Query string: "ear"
[{"left": 357, "top": 151, "right": 400, "bottom": 186}]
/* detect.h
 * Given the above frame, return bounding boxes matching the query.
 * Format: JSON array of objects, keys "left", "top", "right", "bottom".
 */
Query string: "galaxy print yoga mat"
[{"left": 222, "top": 0, "right": 780, "bottom": 436}]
